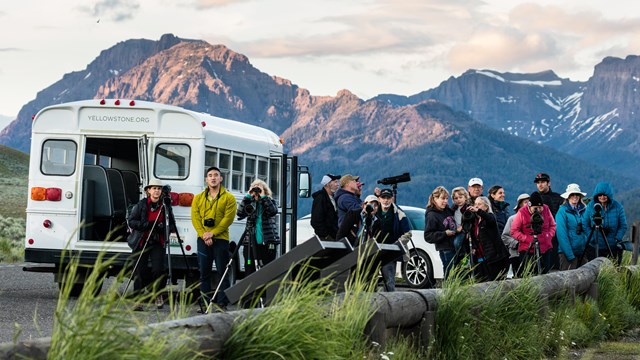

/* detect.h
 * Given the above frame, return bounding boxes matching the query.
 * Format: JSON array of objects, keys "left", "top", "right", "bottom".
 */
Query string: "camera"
[
  {"left": 365, "top": 204, "right": 375, "bottom": 214},
  {"left": 593, "top": 203, "right": 603, "bottom": 226},
  {"left": 250, "top": 187, "right": 262, "bottom": 194},
  {"left": 531, "top": 208, "right": 544, "bottom": 235},
  {"left": 244, "top": 201, "right": 256, "bottom": 214},
  {"left": 461, "top": 209, "right": 476, "bottom": 232},
  {"left": 203, "top": 218, "right": 215, "bottom": 227},
  {"left": 576, "top": 222, "right": 583, "bottom": 235},
  {"left": 377, "top": 172, "right": 411, "bottom": 186}
]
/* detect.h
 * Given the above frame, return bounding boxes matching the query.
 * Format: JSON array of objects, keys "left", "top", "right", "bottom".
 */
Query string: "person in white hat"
[
  {"left": 310, "top": 174, "right": 341, "bottom": 240},
  {"left": 127, "top": 178, "right": 168, "bottom": 310},
  {"left": 555, "top": 183, "right": 588, "bottom": 270},
  {"left": 467, "top": 177, "right": 484, "bottom": 203}
]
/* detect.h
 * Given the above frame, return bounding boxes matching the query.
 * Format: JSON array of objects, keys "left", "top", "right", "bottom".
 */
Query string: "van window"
[
  {"left": 41, "top": 139, "right": 77, "bottom": 176},
  {"left": 154, "top": 143, "right": 190, "bottom": 179}
]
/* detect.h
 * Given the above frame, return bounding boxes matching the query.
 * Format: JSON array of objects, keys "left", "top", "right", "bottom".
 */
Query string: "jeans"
[
  {"left": 133, "top": 241, "right": 166, "bottom": 294},
  {"left": 197, "top": 237, "right": 230, "bottom": 306},
  {"left": 439, "top": 250, "right": 456, "bottom": 279},
  {"left": 381, "top": 261, "right": 397, "bottom": 292}
]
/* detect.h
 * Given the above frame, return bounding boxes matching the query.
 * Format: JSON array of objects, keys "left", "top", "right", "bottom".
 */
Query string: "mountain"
[
  {"left": 374, "top": 58, "right": 640, "bottom": 179},
  {"left": 0, "top": 34, "right": 638, "bottom": 218},
  {"left": 0, "top": 115, "right": 13, "bottom": 131}
]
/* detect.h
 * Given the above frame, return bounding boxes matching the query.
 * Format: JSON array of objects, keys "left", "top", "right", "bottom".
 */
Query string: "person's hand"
[
  {"left": 202, "top": 232, "right": 214, "bottom": 246},
  {"left": 445, "top": 229, "right": 455, "bottom": 236},
  {"left": 467, "top": 206, "right": 478, "bottom": 212}
]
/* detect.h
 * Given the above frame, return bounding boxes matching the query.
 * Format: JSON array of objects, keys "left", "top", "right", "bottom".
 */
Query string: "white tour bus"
[{"left": 24, "top": 99, "right": 309, "bottom": 295}]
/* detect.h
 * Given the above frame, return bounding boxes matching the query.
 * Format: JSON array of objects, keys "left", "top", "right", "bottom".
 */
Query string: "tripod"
[
  {"left": 524, "top": 233, "right": 542, "bottom": 275},
  {"left": 578, "top": 223, "right": 614, "bottom": 265}
]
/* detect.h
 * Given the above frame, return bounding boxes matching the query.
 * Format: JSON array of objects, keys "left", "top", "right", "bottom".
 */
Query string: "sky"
[{"left": 1, "top": 0, "right": 640, "bottom": 117}]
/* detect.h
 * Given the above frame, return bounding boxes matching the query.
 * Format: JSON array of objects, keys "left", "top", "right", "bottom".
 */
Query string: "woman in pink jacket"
[{"left": 510, "top": 191, "right": 556, "bottom": 276}]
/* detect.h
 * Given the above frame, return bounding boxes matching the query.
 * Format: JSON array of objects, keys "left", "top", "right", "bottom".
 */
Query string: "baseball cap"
[
  {"left": 379, "top": 188, "right": 393, "bottom": 198},
  {"left": 529, "top": 191, "right": 543, "bottom": 207},
  {"left": 534, "top": 173, "right": 551, "bottom": 183},
  {"left": 320, "top": 173, "right": 341, "bottom": 186},
  {"left": 340, "top": 174, "right": 360, "bottom": 188},
  {"left": 364, "top": 194, "right": 379, "bottom": 204},
  {"left": 468, "top": 177, "right": 483, "bottom": 187}
]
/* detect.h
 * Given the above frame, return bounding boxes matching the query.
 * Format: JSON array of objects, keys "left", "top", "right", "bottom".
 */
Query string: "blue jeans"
[
  {"left": 197, "top": 238, "right": 230, "bottom": 306},
  {"left": 381, "top": 261, "right": 397, "bottom": 292},
  {"left": 440, "top": 250, "right": 456, "bottom": 280}
]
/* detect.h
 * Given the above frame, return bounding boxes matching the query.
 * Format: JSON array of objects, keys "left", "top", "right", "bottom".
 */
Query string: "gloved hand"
[{"left": 155, "top": 222, "right": 165, "bottom": 231}]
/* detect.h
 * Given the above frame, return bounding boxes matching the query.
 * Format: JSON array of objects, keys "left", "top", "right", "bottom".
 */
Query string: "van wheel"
[{"left": 402, "top": 249, "right": 435, "bottom": 289}]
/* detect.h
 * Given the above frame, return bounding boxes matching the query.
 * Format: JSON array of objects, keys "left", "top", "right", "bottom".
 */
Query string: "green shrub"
[
  {"left": 597, "top": 264, "right": 640, "bottom": 338},
  {"left": 0, "top": 215, "right": 25, "bottom": 263}
]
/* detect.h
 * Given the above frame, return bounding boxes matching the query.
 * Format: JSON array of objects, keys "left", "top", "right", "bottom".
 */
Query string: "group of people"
[
  {"left": 127, "top": 166, "right": 280, "bottom": 312},
  {"left": 311, "top": 173, "right": 412, "bottom": 291},
  {"left": 426, "top": 173, "right": 629, "bottom": 282},
  {"left": 125, "top": 168, "right": 630, "bottom": 311}
]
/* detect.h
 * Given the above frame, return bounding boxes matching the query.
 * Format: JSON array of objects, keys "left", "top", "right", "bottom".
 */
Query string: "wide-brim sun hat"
[
  {"left": 561, "top": 183, "right": 587, "bottom": 199},
  {"left": 144, "top": 179, "right": 163, "bottom": 191}
]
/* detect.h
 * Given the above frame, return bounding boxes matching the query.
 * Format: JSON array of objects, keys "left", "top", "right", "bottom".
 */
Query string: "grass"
[{"left": 47, "top": 244, "right": 203, "bottom": 360}]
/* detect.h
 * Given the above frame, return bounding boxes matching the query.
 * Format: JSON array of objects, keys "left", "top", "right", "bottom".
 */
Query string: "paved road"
[
  {"left": 0, "top": 263, "right": 243, "bottom": 345},
  {"left": 0, "top": 263, "right": 59, "bottom": 343}
]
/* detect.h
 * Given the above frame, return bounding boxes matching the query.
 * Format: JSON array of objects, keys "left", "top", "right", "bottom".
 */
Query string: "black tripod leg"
[{"left": 578, "top": 228, "right": 596, "bottom": 265}]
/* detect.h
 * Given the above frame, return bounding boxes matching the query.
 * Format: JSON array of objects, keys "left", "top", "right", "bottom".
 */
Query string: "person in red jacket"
[{"left": 510, "top": 191, "right": 557, "bottom": 276}]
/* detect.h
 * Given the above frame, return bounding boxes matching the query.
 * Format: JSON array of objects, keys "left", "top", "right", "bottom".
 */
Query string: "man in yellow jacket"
[{"left": 191, "top": 166, "right": 237, "bottom": 311}]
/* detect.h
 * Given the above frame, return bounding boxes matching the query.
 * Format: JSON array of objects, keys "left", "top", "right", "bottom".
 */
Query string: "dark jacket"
[
  {"left": 540, "top": 189, "right": 563, "bottom": 217},
  {"left": 334, "top": 188, "right": 362, "bottom": 227},
  {"left": 337, "top": 208, "right": 381, "bottom": 247},
  {"left": 310, "top": 188, "right": 338, "bottom": 239},
  {"left": 469, "top": 209, "right": 509, "bottom": 264},
  {"left": 583, "top": 182, "right": 628, "bottom": 250},
  {"left": 237, "top": 195, "right": 280, "bottom": 245},
  {"left": 424, "top": 207, "right": 455, "bottom": 252},
  {"left": 490, "top": 199, "right": 510, "bottom": 235},
  {"left": 127, "top": 197, "right": 170, "bottom": 249},
  {"left": 375, "top": 203, "right": 411, "bottom": 244}
]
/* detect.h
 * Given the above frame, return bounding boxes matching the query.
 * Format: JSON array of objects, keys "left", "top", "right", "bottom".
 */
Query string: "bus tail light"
[
  {"left": 46, "top": 188, "right": 62, "bottom": 201},
  {"left": 31, "top": 187, "right": 47, "bottom": 201},
  {"left": 169, "top": 192, "right": 179, "bottom": 206},
  {"left": 31, "top": 187, "right": 62, "bottom": 201},
  {"left": 179, "top": 193, "right": 194, "bottom": 207}
]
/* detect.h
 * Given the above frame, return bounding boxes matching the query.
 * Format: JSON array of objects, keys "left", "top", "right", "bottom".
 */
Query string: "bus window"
[
  {"left": 205, "top": 149, "right": 218, "bottom": 169},
  {"left": 269, "top": 158, "right": 281, "bottom": 200},
  {"left": 218, "top": 151, "right": 231, "bottom": 189},
  {"left": 232, "top": 154, "right": 243, "bottom": 191},
  {"left": 244, "top": 156, "right": 256, "bottom": 190},
  {"left": 258, "top": 158, "right": 268, "bottom": 182},
  {"left": 155, "top": 143, "right": 190, "bottom": 179},
  {"left": 41, "top": 139, "right": 77, "bottom": 176}
]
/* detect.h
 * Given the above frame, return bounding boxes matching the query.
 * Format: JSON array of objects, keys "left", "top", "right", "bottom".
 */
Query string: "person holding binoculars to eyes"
[
  {"left": 237, "top": 179, "right": 280, "bottom": 276},
  {"left": 191, "top": 166, "right": 237, "bottom": 312}
]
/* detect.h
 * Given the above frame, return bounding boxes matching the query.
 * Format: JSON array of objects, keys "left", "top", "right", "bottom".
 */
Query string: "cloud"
[
  {"left": 79, "top": 0, "right": 140, "bottom": 22},
  {"left": 196, "top": 0, "right": 251, "bottom": 8}
]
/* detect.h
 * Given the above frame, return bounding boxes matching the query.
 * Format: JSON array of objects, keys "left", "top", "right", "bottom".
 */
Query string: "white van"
[{"left": 23, "top": 99, "right": 309, "bottom": 295}]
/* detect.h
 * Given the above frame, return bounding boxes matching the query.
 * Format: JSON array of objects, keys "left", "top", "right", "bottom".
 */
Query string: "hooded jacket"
[
  {"left": 583, "top": 182, "right": 628, "bottom": 250},
  {"left": 424, "top": 206, "right": 455, "bottom": 252},
  {"left": 510, "top": 204, "right": 557, "bottom": 254},
  {"left": 555, "top": 202, "right": 587, "bottom": 261}
]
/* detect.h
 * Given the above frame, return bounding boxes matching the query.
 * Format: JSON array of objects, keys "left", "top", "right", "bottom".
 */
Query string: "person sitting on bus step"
[
  {"left": 311, "top": 174, "right": 341, "bottom": 240},
  {"left": 127, "top": 179, "right": 170, "bottom": 311},
  {"left": 191, "top": 166, "right": 237, "bottom": 313},
  {"left": 237, "top": 179, "right": 280, "bottom": 276}
]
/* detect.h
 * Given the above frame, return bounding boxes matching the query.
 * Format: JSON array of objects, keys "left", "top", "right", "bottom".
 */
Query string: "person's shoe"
[
  {"left": 155, "top": 295, "right": 164, "bottom": 309},
  {"left": 133, "top": 304, "right": 144, "bottom": 312}
]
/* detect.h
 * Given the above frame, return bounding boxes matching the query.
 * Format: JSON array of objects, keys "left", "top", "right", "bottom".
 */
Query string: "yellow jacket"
[{"left": 191, "top": 185, "right": 237, "bottom": 241}]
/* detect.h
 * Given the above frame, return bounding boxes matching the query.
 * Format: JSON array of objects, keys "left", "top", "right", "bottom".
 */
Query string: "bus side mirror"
[{"left": 298, "top": 167, "right": 311, "bottom": 198}]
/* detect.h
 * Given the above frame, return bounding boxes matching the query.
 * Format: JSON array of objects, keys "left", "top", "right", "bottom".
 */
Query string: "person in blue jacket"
[
  {"left": 555, "top": 184, "right": 588, "bottom": 270},
  {"left": 583, "top": 182, "right": 629, "bottom": 265}
]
